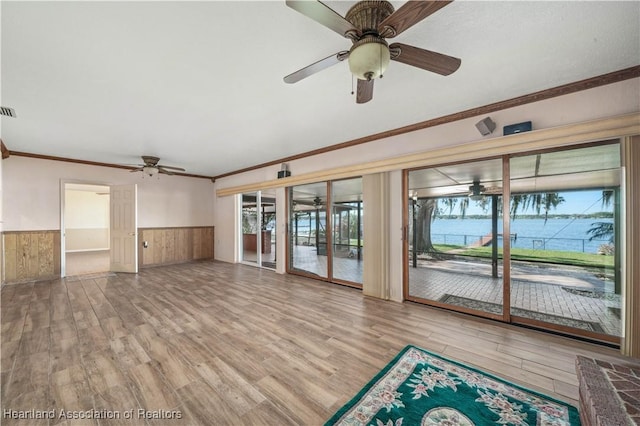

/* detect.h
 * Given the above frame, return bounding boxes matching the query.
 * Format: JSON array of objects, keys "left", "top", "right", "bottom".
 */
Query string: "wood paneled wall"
[
  {"left": 2, "top": 230, "right": 61, "bottom": 283},
  {"left": 1, "top": 227, "right": 214, "bottom": 283},
  {"left": 139, "top": 226, "right": 214, "bottom": 268}
]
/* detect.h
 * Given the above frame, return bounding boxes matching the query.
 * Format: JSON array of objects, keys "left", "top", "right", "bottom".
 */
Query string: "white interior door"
[{"left": 110, "top": 184, "right": 138, "bottom": 273}]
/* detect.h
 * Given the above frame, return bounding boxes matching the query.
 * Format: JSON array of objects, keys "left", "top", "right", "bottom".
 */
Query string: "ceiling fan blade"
[
  {"left": 158, "top": 168, "right": 175, "bottom": 176},
  {"left": 390, "top": 43, "right": 460, "bottom": 75},
  {"left": 129, "top": 167, "right": 144, "bottom": 172},
  {"left": 378, "top": 0, "right": 453, "bottom": 38},
  {"left": 356, "top": 79, "right": 374, "bottom": 104},
  {"left": 158, "top": 165, "right": 186, "bottom": 172},
  {"left": 286, "top": 0, "right": 356, "bottom": 38},
  {"left": 284, "top": 51, "right": 349, "bottom": 84}
]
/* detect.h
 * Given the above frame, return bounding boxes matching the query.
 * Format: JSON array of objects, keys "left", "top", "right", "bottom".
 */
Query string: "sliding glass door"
[
  {"left": 288, "top": 178, "right": 363, "bottom": 287},
  {"left": 405, "top": 142, "right": 623, "bottom": 343},
  {"left": 260, "top": 190, "right": 276, "bottom": 269},
  {"left": 508, "top": 144, "right": 621, "bottom": 339},
  {"left": 288, "top": 182, "right": 328, "bottom": 279},
  {"left": 407, "top": 158, "right": 504, "bottom": 320},
  {"left": 240, "top": 190, "right": 276, "bottom": 270},
  {"left": 332, "top": 178, "right": 363, "bottom": 285}
]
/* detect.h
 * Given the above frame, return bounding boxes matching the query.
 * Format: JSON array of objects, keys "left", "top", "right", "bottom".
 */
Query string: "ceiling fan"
[
  {"left": 468, "top": 179, "right": 502, "bottom": 200},
  {"left": 414, "top": 180, "right": 502, "bottom": 199},
  {"left": 284, "top": 0, "right": 461, "bottom": 104},
  {"left": 130, "top": 156, "right": 186, "bottom": 177}
]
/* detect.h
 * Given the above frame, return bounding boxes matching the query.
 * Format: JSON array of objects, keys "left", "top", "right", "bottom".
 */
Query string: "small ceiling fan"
[
  {"left": 468, "top": 179, "right": 502, "bottom": 200},
  {"left": 130, "top": 156, "right": 185, "bottom": 177},
  {"left": 284, "top": 0, "right": 461, "bottom": 103}
]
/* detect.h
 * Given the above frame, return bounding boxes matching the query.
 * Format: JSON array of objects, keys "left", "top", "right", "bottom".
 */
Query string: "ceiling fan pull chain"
[{"left": 351, "top": 74, "right": 355, "bottom": 96}]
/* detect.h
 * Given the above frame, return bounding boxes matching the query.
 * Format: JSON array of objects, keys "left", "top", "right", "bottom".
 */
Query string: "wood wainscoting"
[
  {"left": 1, "top": 227, "right": 213, "bottom": 284},
  {"left": 138, "top": 226, "right": 214, "bottom": 268},
  {"left": 2, "top": 230, "right": 61, "bottom": 284}
]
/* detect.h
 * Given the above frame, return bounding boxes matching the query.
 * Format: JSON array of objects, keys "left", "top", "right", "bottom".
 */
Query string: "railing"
[{"left": 430, "top": 233, "right": 610, "bottom": 254}]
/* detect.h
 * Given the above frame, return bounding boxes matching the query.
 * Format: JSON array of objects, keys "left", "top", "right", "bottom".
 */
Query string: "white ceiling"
[{"left": 2, "top": 1, "right": 639, "bottom": 178}]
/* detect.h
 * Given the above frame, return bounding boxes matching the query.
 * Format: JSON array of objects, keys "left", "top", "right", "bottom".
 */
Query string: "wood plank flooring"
[{"left": 0, "top": 260, "right": 632, "bottom": 425}]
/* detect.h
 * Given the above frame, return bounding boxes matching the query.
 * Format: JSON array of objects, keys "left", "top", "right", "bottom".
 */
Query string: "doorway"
[
  {"left": 62, "top": 182, "right": 138, "bottom": 277},
  {"left": 240, "top": 190, "right": 276, "bottom": 270},
  {"left": 63, "top": 183, "right": 111, "bottom": 276}
]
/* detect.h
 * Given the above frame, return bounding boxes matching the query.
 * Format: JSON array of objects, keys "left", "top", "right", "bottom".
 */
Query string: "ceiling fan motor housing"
[
  {"left": 141, "top": 155, "right": 160, "bottom": 166},
  {"left": 469, "top": 180, "right": 486, "bottom": 197},
  {"left": 345, "top": 1, "right": 394, "bottom": 34}
]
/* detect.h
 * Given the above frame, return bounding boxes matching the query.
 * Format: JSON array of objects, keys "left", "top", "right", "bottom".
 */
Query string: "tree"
[
  {"left": 587, "top": 222, "right": 614, "bottom": 242},
  {"left": 414, "top": 199, "right": 436, "bottom": 253},
  {"left": 414, "top": 197, "right": 468, "bottom": 253},
  {"left": 509, "top": 193, "right": 565, "bottom": 222},
  {"left": 587, "top": 189, "right": 615, "bottom": 243}
]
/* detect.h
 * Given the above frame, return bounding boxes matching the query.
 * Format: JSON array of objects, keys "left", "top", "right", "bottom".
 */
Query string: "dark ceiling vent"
[{"left": 0, "top": 106, "right": 16, "bottom": 118}]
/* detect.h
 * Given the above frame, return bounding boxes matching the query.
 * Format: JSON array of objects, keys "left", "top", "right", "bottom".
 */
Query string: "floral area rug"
[{"left": 325, "top": 345, "right": 580, "bottom": 426}]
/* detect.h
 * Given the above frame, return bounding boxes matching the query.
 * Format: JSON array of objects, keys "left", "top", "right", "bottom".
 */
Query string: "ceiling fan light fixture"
[
  {"left": 348, "top": 36, "right": 390, "bottom": 81},
  {"left": 143, "top": 166, "right": 159, "bottom": 176}
]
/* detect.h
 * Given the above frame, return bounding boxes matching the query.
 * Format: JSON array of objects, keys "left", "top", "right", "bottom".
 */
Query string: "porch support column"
[
  {"left": 362, "top": 172, "right": 391, "bottom": 300},
  {"left": 621, "top": 135, "right": 640, "bottom": 358}
]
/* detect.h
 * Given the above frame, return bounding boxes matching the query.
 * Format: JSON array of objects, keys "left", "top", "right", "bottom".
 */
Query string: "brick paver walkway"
[{"left": 408, "top": 265, "right": 620, "bottom": 336}]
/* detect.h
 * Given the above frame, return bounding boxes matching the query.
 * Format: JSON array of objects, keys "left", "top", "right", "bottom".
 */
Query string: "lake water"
[
  {"left": 292, "top": 216, "right": 613, "bottom": 254},
  {"left": 430, "top": 217, "right": 613, "bottom": 253}
]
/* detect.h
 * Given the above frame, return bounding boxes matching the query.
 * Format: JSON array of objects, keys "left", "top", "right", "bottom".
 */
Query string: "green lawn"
[
  {"left": 433, "top": 244, "right": 463, "bottom": 251},
  {"left": 429, "top": 245, "right": 613, "bottom": 268}
]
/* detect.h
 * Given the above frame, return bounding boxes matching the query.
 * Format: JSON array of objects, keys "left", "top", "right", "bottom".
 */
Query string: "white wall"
[
  {"left": 213, "top": 78, "right": 640, "bottom": 296},
  {"left": 64, "top": 188, "right": 110, "bottom": 251},
  {"left": 65, "top": 189, "right": 109, "bottom": 229},
  {"left": 3, "top": 157, "right": 214, "bottom": 231}
]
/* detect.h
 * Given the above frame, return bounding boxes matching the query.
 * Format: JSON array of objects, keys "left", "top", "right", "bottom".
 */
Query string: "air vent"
[{"left": 0, "top": 107, "right": 16, "bottom": 118}]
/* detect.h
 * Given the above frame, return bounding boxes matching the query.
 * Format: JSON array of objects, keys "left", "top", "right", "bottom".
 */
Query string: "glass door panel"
[
  {"left": 407, "top": 158, "right": 504, "bottom": 319},
  {"left": 289, "top": 182, "right": 328, "bottom": 278},
  {"left": 331, "top": 178, "right": 363, "bottom": 285},
  {"left": 509, "top": 144, "right": 622, "bottom": 339},
  {"left": 260, "top": 190, "right": 276, "bottom": 270},
  {"left": 241, "top": 192, "right": 260, "bottom": 266}
]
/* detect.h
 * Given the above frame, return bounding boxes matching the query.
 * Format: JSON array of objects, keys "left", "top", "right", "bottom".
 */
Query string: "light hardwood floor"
[{"left": 0, "top": 261, "right": 631, "bottom": 425}]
